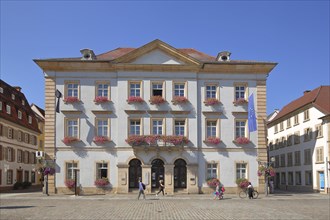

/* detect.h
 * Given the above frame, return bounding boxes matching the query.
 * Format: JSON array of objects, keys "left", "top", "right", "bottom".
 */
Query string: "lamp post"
[{"left": 258, "top": 157, "right": 275, "bottom": 196}]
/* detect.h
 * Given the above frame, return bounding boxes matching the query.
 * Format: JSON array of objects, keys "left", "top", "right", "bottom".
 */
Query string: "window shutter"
[{"left": 12, "top": 148, "right": 16, "bottom": 162}]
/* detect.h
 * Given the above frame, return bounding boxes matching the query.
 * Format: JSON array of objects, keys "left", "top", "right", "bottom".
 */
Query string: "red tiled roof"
[
  {"left": 270, "top": 86, "right": 330, "bottom": 123},
  {"left": 0, "top": 80, "right": 41, "bottom": 133}
]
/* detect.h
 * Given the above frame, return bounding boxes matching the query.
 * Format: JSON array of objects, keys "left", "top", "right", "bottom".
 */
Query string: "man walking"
[{"left": 138, "top": 178, "right": 146, "bottom": 200}]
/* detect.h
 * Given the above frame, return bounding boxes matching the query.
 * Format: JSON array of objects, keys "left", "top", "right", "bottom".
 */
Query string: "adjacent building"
[
  {"left": 0, "top": 80, "right": 41, "bottom": 191},
  {"left": 268, "top": 86, "right": 330, "bottom": 193},
  {"left": 34, "top": 39, "right": 277, "bottom": 194}
]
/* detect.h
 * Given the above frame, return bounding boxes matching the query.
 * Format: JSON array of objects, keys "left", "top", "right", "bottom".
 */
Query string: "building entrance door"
[
  {"left": 319, "top": 171, "right": 325, "bottom": 191},
  {"left": 174, "top": 159, "right": 187, "bottom": 189},
  {"left": 151, "top": 159, "right": 164, "bottom": 189},
  {"left": 129, "top": 159, "right": 142, "bottom": 189},
  {"left": 16, "top": 170, "right": 23, "bottom": 183}
]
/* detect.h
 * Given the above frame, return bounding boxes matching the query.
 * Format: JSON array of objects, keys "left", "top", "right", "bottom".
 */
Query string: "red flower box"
[
  {"left": 63, "top": 96, "right": 80, "bottom": 103},
  {"left": 204, "top": 98, "right": 220, "bottom": 106},
  {"left": 149, "top": 96, "right": 165, "bottom": 105},
  {"left": 205, "top": 137, "right": 221, "bottom": 145},
  {"left": 94, "top": 96, "right": 110, "bottom": 103},
  {"left": 65, "top": 179, "right": 75, "bottom": 188},
  {"left": 233, "top": 98, "right": 248, "bottom": 105},
  {"left": 63, "top": 136, "right": 79, "bottom": 144},
  {"left": 94, "top": 177, "right": 110, "bottom": 187},
  {"left": 234, "top": 137, "right": 250, "bottom": 145},
  {"left": 172, "top": 96, "right": 188, "bottom": 105},
  {"left": 93, "top": 136, "right": 110, "bottom": 144},
  {"left": 127, "top": 96, "right": 144, "bottom": 104}
]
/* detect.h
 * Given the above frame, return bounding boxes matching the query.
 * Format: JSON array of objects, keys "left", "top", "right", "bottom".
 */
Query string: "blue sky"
[{"left": 1, "top": 1, "right": 329, "bottom": 115}]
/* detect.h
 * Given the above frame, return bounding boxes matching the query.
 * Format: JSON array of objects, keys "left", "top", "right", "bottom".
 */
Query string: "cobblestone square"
[{"left": 0, "top": 192, "right": 329, "bottom": 220}]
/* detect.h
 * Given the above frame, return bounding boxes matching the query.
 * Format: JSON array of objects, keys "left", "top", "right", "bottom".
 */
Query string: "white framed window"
[
  {"left": 24, "top": 151, "right": 29, "bottom": 164},
  {"left": 129, "top": 119, "right": 141, "bottom": 135},
  {"left": 235, "top": 120, "right": 247, "bottom": 138},
  {"left": 18, "top": 110, "right": 22, "bottom": 119},
  {"left": 206, "top": 120, "right": 218, "bottom": 138},
  {"left": 281, "top": 136, "right": 286, "bottom": 147},
  {"left": 294, "top": 115, "right": 299, "bottom": 125},
  {"left": 294, "top": 131, "right": 300, "bottom": 144},
  {"left": 6, "top": 105, "right": 11, "bottom": 115},
  {"left": 17, "top": 149, "right": 22, "bottom": 163},
  {"left": 66, "top": 162, "right": 78, "bottom": 180},
  {"left": 286, "top": 118, "right": 291, "bottom": 128},
  {"left": 24, "top": 133, "right": 29, "bottom": 143},
  {"left": 234, "top": 84, "right": 247, "bottom": 100},
  {"left": 304, "top": 128, "right": 313, "bottom": 141},
  {"left": 96, "top": 118, "right": 109, "bottom": 137},
  {"left": 236, "top": 163, "right": 247, "bottom": 179},
  {"left": 65, "top": 118, "right": 79, "bottom": 138},
  {"left": 129, "top": 81, "right": 142, "bottom": 97},
  {"left": 173, "top": 82, "right": 186, "bottom": 97},
  {"left": 305, "top": 171, "right": 312, "bottom": 185},
  {"left": 295, "top": 172, "right": 301, "bottom": 185},
  {"left": 151, "top": 82, "right": 164, "bottom": 97},
  {"left": 280, "top": 121, "right": 284, "bottom": 131},
  {"left": 7, "top": 147, "right": 13, "bottom": 162},
  {"left": 28, "top": 115, "right": 32, "bottom": 124},
  {"left": 65, "top": 81, "right": 80, "bottom": 99},
  {"left": 287, "top": 134, "right": 293, "bottom": 146},
  {"left": 205, "top": 84, "right": 217, "bottom": 99},
  {"left": 7, "top": 170, "right": 13, "bottom": 184},
  {"left": 315, "top": 124, "right": 323, "bottom": 138},
  {"left": 96, "top": 162, "right": 108, "bottom": 179},
  {"left": 304, "top": 149, "right": 312, "bottom": 165},
  {"left": 95, "top": 81, "right": 110, "bottom": 99},
  {"left": 274, "top": 124, "right": 278, "bottom": 133},
  {"left": 303, "top": 109, "right": 309, "bottom": 121},
  {"left": 287, "top": 153, "right": 293, "bottom": 167},
  {"left": 174, "top": 119, "right": 186, "bottom": 136},
  {"left": 294, "top": 151, "right": 301, "bottom": 166},
  {"left": 316, "top": 147, "right": 324, "bottom": 163},
  {"left": 151, "top": 118, "right": 164, "bottom": 135},
  {"left": 8, "top": 127, "right": 13, "bottom": 139},
  {"left": 207, "top": 163, "right": 218, "bottom": 179}
]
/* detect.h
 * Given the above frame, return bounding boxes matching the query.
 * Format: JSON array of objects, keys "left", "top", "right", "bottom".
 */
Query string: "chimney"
[
  {"left": 13, "top": 86, "right": 22, "bottom": 92},
  {"left": 303, "top": 90, "right": 311, "bottom": 95}
]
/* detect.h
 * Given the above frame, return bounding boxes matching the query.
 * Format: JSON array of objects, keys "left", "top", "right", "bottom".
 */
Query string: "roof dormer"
[
  {"left": 80, "top": 48, "right": 96, "bottom": 60},
  {"left": 216, "top": 51, "right": 231, "bottom": 62}
]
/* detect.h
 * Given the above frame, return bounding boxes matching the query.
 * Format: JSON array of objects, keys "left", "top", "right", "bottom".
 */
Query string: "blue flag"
[{"left": 248, "top": 93, "right": 257, "bottom": 132}]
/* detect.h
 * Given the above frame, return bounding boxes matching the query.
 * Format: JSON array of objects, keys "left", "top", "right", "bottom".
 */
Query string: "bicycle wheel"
[
  {"left": 252, "top": 190, "right": 259, "bottom": 199},
  {"left": 239, "top": 190, "right": 247, "bottom": 198}
]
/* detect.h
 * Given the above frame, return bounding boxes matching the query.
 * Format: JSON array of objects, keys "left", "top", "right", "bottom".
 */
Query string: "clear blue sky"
[{"left": 1, "top": 1, "right": 329, "bottom": 115}]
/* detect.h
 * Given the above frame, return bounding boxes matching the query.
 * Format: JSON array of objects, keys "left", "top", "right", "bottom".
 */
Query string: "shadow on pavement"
[{"left": 0, "top": 206, "right": 35, "bottom": 209}]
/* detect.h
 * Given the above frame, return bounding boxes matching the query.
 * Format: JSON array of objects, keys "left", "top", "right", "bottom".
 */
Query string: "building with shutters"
[{"left": 34, "top": 39, "right": 277, "bottom": 194}]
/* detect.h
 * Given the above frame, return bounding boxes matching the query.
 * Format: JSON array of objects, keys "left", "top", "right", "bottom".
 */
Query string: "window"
[
  {"left": 315, "top": 124, "right": 323, "bottom": 138},
  {"left": 280, "top": 154, "right": 286, "bottom": 167},
  {"left": 304, "top": 128, "right": 313, "bottom": 141},
  {"left": 304, "top": 149, "right": 312, "bottom": 165},
  {"left": 24, "top": 151, "right": 29, "bottom": 164},
  {"left": 235, "top": 84, "right": 246, "bottom": 100},
  {"left": 17, "top": 149, "right": 22, "bottom": 163},
  {"left": 316, "top": 147, "right": 324, "bottom": 163},
  {"left": 6, "top": 105, "right": 11, "bottom": 114},
  {"left": 275, "top": 155, "right": 280, "bottom": 168},
  {"left": 288, "top": 172, "right": 293, "bottom": 185},
  {"left": 22, "top": 99, "right": 25, "bottom": 105},
  {"left": 269, "top": 141, "right": 273, "bottom": 151},
  {"left": 96, "top": 118, "right": 109, "bottom": 137},
  {"left": 281, "top": 136, "right": 286, "bottom": 148},
  {"left": 294, "top": 115, "right": 299, "bottom": 125},
  {"left": 305, "top": 171, "right": 312, "bottom": 185},
  {"left": 274, "top": 124, "right": 278, "bottom": 133},
  {"left": 66, "top": 119, "right": 79, "bottom": 138},
  {"left": 66, "top": 162, "right": 78, "bottom": 180},
  {"left": 294, "top": 151, "right": 301, "bottom": 166},
  {"left": 0, "top": 169, "right": 2, "bottom": 185},
  {"left": 11, "top": 94, "right": 15, "bottom": 100},
  {"left": 7, "top": 170, "right": 13, "bottom": 184},
  {"left": 18, "top": 110, "right": 22, "bottom": 120},
  {"left": 236, "top": 163, "right": 247, "bottom": 179},
  {"left": 95, "top": 82, "right": 110, "bottom": 99},
  {"left": 129, "top": 119, "right": 141, "bottom": 135},
  {"left": 207, "top": 163, "right": 218, "bottom": 179},
  {"left": 287, "top": 134, "right": 293, "bottom": 146},
  {"left": 24, "top": 133, "right": 29, "bottom": 143},
  {"left": 174, "top": 119, "right": 186, "bottom": 136},
  {"left": 0, "top": 87, "right": 3, "bottom": 93},
  {"left": 8, "top": 127, "right": 13, "bottom": 139},
  {"left": 129, "top": 82, "right": 141, "bottom": 97},
  {"left": 286, "top": 118, "right": 291, "bottom": 128},
  {"left": 0, "top": 124, "right": 3, "bottom": 136},
  {"left": 206, "top": 120, "right": 217, "bottom": 138},
  {"left": 96, "top": 162, "right": 108, "bottom": 179},
  {"left": 287, "top": 153, "right": 293, "bottom": 167},
  {"left": 235, "top": 120, "right": 247, "bottom": 138},
  {"left": 7, "top": 147, "right": 14, "bottom": 162},
  {"left": 151, "top": 82, "right": 164, "bottom": 97},
  {"left": 205, "top": 84, "right": 217, "bottom": 99},
  {"left": 151, "top": 119, "right": 164, "bottom": 135},
  {"left": 281, "top": 172, "right": 286, "bottom": 185},
  {"left": 294, "top": 131, "right": 300, "bottom": 144},
  {"left": 280, "top": 122, "right": 284, "bottom": 131},
  {"left": 0, "top": 101, "right": 2, "bottom": 111},
  {"left": 28, "top": 115, "right": 32, "bottom": 124},
  {"left": 66, "top": 82, "right": 79, "bottom": 98},
  {"left": 31, "top": 171, "right": 36, "bottom": 183},
  {"left": 0, "top": 145, "right": 3, "bottom": 161},
  {"left": 24, "top": 171, "right": 29, "bottom": 182},
  {"left": 295, "top": 172, "right": 301, "bottom": 185},
  {"left": 303, "top": 109, "right": 309, "bottom": 121},
  {"left": 275, "top": 139, "right": 279, "bottom": 150},
  {"left": 174, "top": 83, "right": 185, "bottom": 97}
]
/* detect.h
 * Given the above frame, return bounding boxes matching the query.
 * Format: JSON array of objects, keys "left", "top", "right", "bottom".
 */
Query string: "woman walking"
[{"left": 156, "top": 180, "right": 165, "bottom": 196}]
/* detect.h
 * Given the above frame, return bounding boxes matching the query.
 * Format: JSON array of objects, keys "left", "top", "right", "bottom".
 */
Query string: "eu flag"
[{"left": 248, "top": 93, "right": 257, "bottom": 132}]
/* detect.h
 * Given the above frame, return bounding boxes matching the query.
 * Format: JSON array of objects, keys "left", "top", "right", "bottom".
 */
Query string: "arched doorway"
[
  {"left": 151, "top": 159, "right": 164, "bottom": 189},
  {"left": 129, "top": 159, "right": 142, "bottom": 189},
  {"left": 174, "top": 159, "right": 187, "bottom": 189}
]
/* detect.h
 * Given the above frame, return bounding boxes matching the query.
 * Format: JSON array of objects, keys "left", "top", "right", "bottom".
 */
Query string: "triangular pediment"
[{"left": 113, "top": 39, "right": 201, "bottom": 66}]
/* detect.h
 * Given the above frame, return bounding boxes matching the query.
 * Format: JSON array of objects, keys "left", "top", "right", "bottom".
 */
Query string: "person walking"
[
  {"left": 137, "top": 178, "right": 146, "bottom": 200},
  {"left": 247, "top": 182, "right": 253, "bottom": 199},
  {"left": 156, "top": 180, "right": 165, "bottom": 196},
  {"left": 213, "top": 182, "right": 220, "bottom": 199}
]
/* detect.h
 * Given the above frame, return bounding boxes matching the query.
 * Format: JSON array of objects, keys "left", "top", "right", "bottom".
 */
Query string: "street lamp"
[{"left": 258, "top": 157, "right": 276, "bottom": 196}]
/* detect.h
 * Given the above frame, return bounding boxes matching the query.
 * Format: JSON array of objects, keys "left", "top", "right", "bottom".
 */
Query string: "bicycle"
[{"left": 239, "top": 188, "right": 259, "bottom": 199}]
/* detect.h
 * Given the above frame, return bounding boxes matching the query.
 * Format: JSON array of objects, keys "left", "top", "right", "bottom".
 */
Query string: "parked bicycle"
[{"left": 239, "top": 188, "right": 259, "bottom": 199}]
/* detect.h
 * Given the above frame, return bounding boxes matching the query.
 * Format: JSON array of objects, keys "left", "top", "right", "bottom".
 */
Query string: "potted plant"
[
  {"left": 65, "top": 179, "right": 76, "bottom": 189},
  {"left": 161, "top": 135, "right": 189, "bottom": 146},
  {"left": 233, "top": 98, "right": 248, "bottom": 105},
  {"left": 144, "top": 135, "right": 160, "bottom": 145},
  {"left": 204, "top": 98, "right": 220, "bottom": 106},
  {"left": 127, "top": 96, "right": 144, "bottom": 104},
  {"left": 206, "top": 177, "right": 220, "bottom": 187},
  {"left": 93, "top": 136, "right": 110, "bottom": 144},
  {"left": 172, "top": 96, "right": 188, "bottom": 105},
  {"left": 63, "top": 96, "right": 80, "bottom": 104},
  {"left": 236, "top": 178, "right": 249, "bottom": 189},
  {"left": 94, "top": 96, "right": 110, "bottom": 103},
  {"left": 234, "top": 137, "right": 250, "bottom": 145},
  {"left": 205, "top": 137, "right": 221, "bottom": 145},
  {"left": 258, "top": 166, "right": 276, "bottom": 177},
  {"left": 125, "top": 135, "right": 146, "bottom": 146},
  {"left": 62, "top": 136, "right": 79, "bottom": 144},
  {"left": 149, "top": 95, "right": 165, "bottom": 105},
  {"left": 94, "top": 177, "right": 110, "bottom": 187}
]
